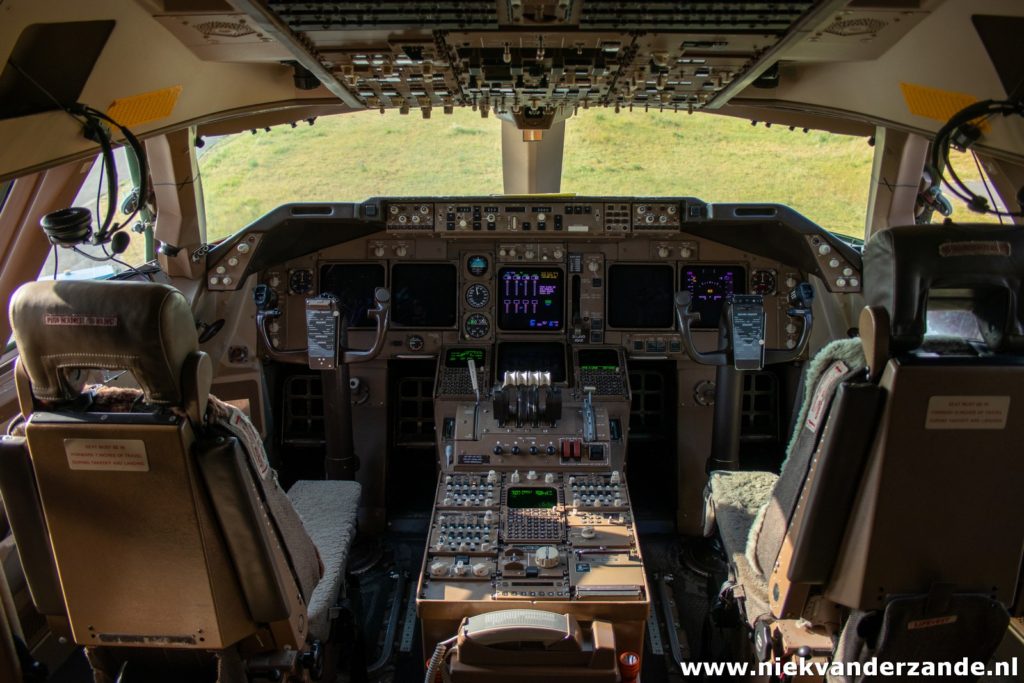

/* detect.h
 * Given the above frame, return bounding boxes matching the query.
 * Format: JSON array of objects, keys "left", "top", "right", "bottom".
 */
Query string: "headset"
[
  {"left": 925, "top": 98, "right": 1024, "bottom": 220},
  {"left": 39, "top": 103, "right": 150, "bottom": 256}
]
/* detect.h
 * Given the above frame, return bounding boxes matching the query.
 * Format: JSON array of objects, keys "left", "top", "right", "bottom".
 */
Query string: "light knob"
[
  {"left": 829, "top": 258, "right": 840, "bottom": 268},
  {"left": 843, "top": 267, "right": 854, "bottom": 277},
  {"left": 216, "top": 265, "right": 226, "bottom": 274},
  {"left": 236, "top": 242, "right": 251, "bottom": 254},
  {"left": 484, "top": 510, "right": 494, "bottom": 523},
  {"left": 483, "top": 497, "right": 494, "bottom": 507},
  {"left": 553, "top": 249, "right": 564, "bottom": 259},
  {"left": 836, "top": 277, "right": 847, "bottom": 288},
  {"left": 269, "top": 275, "right": 281, "bottom": 288},
  {"left": 544, "top": 473, "right": 555, "bottom": 484},
  {"left": 610, "top": 470, "right": 621, "bottom": 484},
  {"left": 581, "top": 526, "right": 596, "bottom": 539},
  {"left": 537, "top": 213, "right": 546, "bottom": 222},
  {"left": 679, "top": 247, "right": 692, "bottom": 259},
  {"left": 222, "top": 276, "right": 233, "bottom": 286},
  {"left": 510, "top": 470, "right": 521, "bottom": 484},
  {"left": 588, "top": 260, "right": 600, "bottom": 272},
  {"left": 508, "top": 249, "right": 517, "bottom": 258},
  {"left": 373, "top": 246, "right": 385, "bottom": 257},
  {"left": 785, "top": 323, "right": 797, "bottom": 334},
  {"left": 613, "top": 498, "right": 623, "bottom": 507},
  {"left": 209, "top": 277, "right": 219, "bottom": 286},
  {"left": 498, "top": 248, "right": 507, "bottom": 257},
  {"left": 453, "top": 561, "right": 468, "bottom": 577},
  {"left": 572, "top": 497, "right": 582, "bottom": 508},
  {"left": 228, "top": 257, "right": 239, "bottom": 266},
  {"left": 818, "top": 243, "right": 832, "bottom": 255},
  {"left": 849, "top": 277, "right": 860, "bottom": 287},
  {"left": 657, "top": 247, "right": 670, "bottom": 258},
  {"left": 525, "top": 250, "right": 535, "bottom": 259},
  {"left": 534, "top": 546, "right": 560, "bottom": 568},
  {"left": 429, "top": 561, "right": 448, "bottom": 577},
  {"left": 472, "top": 562, "right": 490, "bottom": 577},
  {"left": 526, "top": 470, "right": 538, "bottom": 481},
  {"left": 487, "top": 470, "right": 497, "bottom": 483},
  {"left": 785, "top": 276, "right": 797, "bottom": 289},
  {"left": 395, "top": 246, "right": 408, "bottom": 257},
  {"left": 459, "top": 219, "right": 468, "bottom": 228}
]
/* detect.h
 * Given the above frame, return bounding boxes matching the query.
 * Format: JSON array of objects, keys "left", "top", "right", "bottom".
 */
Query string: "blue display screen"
[{"left": 497, "top": 267, "right": 564, "bottom": 331}]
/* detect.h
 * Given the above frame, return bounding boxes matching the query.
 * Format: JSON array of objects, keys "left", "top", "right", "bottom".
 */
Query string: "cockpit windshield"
[{"left": 198, "top": 109, "right": 879, "bottom": 242}]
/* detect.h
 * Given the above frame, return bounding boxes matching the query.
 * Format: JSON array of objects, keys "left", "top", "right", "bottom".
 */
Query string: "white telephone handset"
[{"left": 460, "top": 609, "right": 573, "bottom": 647}]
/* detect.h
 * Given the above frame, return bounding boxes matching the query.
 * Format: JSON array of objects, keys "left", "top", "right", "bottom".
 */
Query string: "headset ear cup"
[
  {"left": 109, "top": 231, "right": 131, "bottom": 255},
  {"left": 40, "top": 207, "right": 93, "bottom": 246}
]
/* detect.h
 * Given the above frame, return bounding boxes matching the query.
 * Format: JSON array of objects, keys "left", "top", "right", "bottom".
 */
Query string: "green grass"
[{"left": 198, "top": 107, "right": 1000, "bottom": 244}]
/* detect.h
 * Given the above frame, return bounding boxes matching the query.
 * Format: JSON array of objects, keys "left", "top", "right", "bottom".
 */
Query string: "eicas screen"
[
  {"left": 681, "top": 265, "right": 747, "bottom": 329},
  {"left": 391, "top": 263, "right": 458, "bottom": 327},
  {"left": 497, "top": 267, "right": 565, "bottom": 331}
]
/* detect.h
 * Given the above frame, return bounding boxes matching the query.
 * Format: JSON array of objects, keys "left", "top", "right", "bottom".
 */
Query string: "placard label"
[
  {"left": 65, "top": 439, "right": 149, "bottom": 471},
  {"left": 925, "top": 396, "right": 1009, "bottom": 430}
]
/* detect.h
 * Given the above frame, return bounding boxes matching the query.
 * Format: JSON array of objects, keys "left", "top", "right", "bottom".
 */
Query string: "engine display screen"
[
  {"left": 391, "top": 263, "right": 458, "bottom": 327},
  {"left": 607, "top": 264, "right": 675, "bottom": 329},
  {"left": 496, "top": 342, "right": 567, "bottom": 383},
  {"left": 507, "top": 487, "right": 558, "bottom": 509},
  {"left": 682, "top": 265, "right": 747, "bottom": 329},
  {"left": 497, "top": 267, "right": 564, "bottom": 331},
  {"left": 445, "top": 348, "right": 486, "bottom": 368},
  {"left": 319, "top": 263, "right": 386, "bottom": 328}
]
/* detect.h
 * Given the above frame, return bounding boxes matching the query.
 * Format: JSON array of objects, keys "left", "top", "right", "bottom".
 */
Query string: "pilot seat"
[
  {"left": 703, "top": 224, "right": 1024, "bottom": 675},
  {"left": 0, "top": 280, "right": 361, "bottom": 681}
]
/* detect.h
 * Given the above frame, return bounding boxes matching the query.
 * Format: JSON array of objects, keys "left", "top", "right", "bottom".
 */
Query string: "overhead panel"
[{"left": 248, "top": 0, "right": 823, "bottom": 127}]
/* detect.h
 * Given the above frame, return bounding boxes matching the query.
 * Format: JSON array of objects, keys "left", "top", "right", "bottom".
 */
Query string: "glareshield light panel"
[{"left": 497, "top": 267, "right": 565, "bottom": 331}]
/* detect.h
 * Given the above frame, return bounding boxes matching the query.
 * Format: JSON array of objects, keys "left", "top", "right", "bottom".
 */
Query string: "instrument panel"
[{"left": 211, "top": 196, "right": 863, "bottom": 362}]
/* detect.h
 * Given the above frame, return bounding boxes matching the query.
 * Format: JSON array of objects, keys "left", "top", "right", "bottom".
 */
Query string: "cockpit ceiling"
[{"left": 172, "top": 0, "right": 842, "bottom": 128}]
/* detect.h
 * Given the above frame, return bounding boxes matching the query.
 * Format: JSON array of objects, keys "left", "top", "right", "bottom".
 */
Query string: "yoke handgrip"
[{"left": 341, "top": 287, "right": 391, "bottom": 364}]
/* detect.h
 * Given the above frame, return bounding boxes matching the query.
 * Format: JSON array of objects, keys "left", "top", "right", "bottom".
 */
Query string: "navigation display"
[
  {"left": 445, "top": 348, "right": 486, "bottom": 368},
  {"left": 319, "top": 263, "right": 386, "bottom": 328},
  {"left": 392, "top": 263, "right": 458, "bottom": 327},
  {"left": 607, "top": 264, "right": 675, "bottom": 329},
  {"left": 496, "top": 342, "right": 567, "bottom": 383},
  {"left": 497, "top": 267, "right": 564, "bottom": 331},
  {"left": 682, "top": 265, "right": 747, "bottom": 329}
]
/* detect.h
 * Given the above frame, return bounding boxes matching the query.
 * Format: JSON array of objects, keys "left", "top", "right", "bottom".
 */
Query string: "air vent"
[
  {"left": 290, "top": 205, "right": 333, "bottom": 216},
  {"left": 192, "top": 21, "right": 255, "bottom": 38},
  {"left": 734, "top": 207, "right": 777, "bottom": 217},
  {"left": 824, "top": 17, "right": 888, "bottom": 37}
]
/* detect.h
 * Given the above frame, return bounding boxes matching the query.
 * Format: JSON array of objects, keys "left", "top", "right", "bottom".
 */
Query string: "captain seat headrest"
[
  {"left": 863, "top": 224, "right": 1024, "bottom": 353},
  {"left": 9, "top": 280, "right": 199, "bottom": 405}
]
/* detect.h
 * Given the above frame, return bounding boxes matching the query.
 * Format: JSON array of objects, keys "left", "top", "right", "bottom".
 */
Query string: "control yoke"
[
  {"left": 674, "top": 283, "right": 814, "bottom": 371},
  {"left": 341, "top": 287, "right": 391, "bottom": 364}
]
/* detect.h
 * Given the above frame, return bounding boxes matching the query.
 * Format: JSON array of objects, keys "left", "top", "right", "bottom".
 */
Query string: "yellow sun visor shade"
[{"left": 107, "top": 85, "right": 182, "bottom": 127}]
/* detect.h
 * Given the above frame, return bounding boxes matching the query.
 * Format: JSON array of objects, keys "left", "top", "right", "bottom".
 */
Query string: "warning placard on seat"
[
  {"left": 925, "top": 396, "right": 1010, "bottom": 430},
  {"left": 64, "top": 439, "right": 149, "bottom": 472}
]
